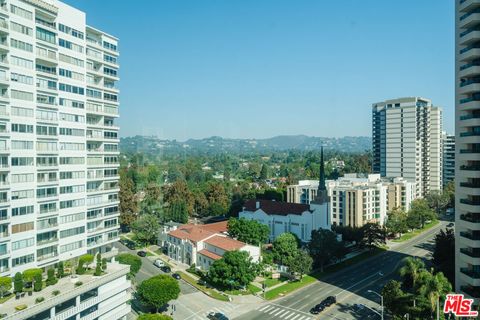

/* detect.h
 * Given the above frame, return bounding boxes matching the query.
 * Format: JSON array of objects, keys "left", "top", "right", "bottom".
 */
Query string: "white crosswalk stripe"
[
  {"left": 259, "top": 305, "right": 272, "bottom": 312},
  {"left": 256, "top": 304, "right": 311, "bottom": 320},
  {"left": 280, "top": 310, "right": 292, "bottom": 318},
  {"left": 289, "top": 314, "right": 301, "bottom": 320}
]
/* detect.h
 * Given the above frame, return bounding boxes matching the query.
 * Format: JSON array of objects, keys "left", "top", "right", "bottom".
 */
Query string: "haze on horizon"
[{"left": 65, "top": 0, "right": 454, "bottom": 140}]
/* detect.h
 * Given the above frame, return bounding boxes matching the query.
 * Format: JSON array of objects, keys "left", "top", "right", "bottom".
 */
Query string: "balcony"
[
  {"left": 461, "top": 248, "right": 480, "bottom": 258},
  {"left": 461, "top": 213, "right": 480, "bottom": 223},
  {"left": 37, "top": 237, "right": 58, "bottom": 246},
  {"left": 461, "top": 164, "right": 480, "bottom": 171},
  {"left": 0, "top": 20, "right": 7, "bottom": 34},
  {"left": 460, "top": 0, "right": 480, "bottom": 13},
  {"left": 460, "top": 231, "right": 480, "bottom": 240},
  {"left": 460, "top": 148, "right": 480, "bottom": 153},
  {"left": 462, "top": 285, "right": 480, "bottom": 298},
  {"left": 461, "top": 268, "right": 480, "bottom": 279},
  {"left": 37, "top": 252, "right": 58, "bottom": 262}
]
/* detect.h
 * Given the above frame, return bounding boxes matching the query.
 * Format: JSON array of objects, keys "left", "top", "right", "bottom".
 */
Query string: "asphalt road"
[{"left": 236, "top": 220, "right": 449, "bottom": 320}]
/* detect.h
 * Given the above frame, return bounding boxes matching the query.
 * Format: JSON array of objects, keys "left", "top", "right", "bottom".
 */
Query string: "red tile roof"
[
  {"left": 198, "top": 249, "right": 222, "bottom": 260},
  {"left": 169, "top": 225, "right": 215, "bottom": 242},
  {"left": 204, "top": 235, "right": 245, "bottom": 251},
  {"left": 200, "top": 221, "right": 228, "bottom": 233},
  {"left": 243, "top": 199, "right": 311, "bottom": 216}
]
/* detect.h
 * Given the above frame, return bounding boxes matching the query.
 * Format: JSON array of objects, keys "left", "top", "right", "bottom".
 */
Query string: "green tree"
[
  {"left": 117, "top": 253, "right": 142, "bottom": 277},
  {"left": 163, "top": 180, "right": 194, "bottom": 214},
  {"left": 205, "top": 181, "right": 230, "bottom": 215},
  {"left": 259, "top": 164, "right": 269, "bottom": 180},
  {"left": 119, "top": 171, "right": 139, "bottom": 229},
  {"left": 418, "top": 270, "right": 452, "bottom": 315},
  {"left": 287, "top": 249, "right": 313, "bottom": 279},
  {"left": 132, "top": 214, "right": 160, "bottom": 246},
  {"left": 407, "top": 199, "right": 436, "bottom": 229},
  {"left": 33, "top": 273, "right": 42, "bottom": 292},
  {"left": 167, "top": 200, "right": 189, "bottom": 224},
  {"left": 137, "top": 314, "right": 173, "bottom": 320},
  {"left": 308, "top": 229, "right": 346, "bottom": 271},
  {"left": 0, "top": 276, "right": 11, "bottom": 297},
  {"left": 57, "top": 261, "right": 64, "bottom": 278},
  {"left": 382, "top": 280, "right": 404, "bottom": 315},
  {"left": 208, "top": 250, "right": 258, "bottom": 289},
  {"left": 425, "top": 190, "right": 449, "bottom": 215},
  {"left": 227, "top": 218, "right": 269, "bottom": 245},
  {"left": 95, "top": 254, "right": 102, "bottom": 276},
  {"left": 13, "top": 272, "right": 23, "bottom": 293},
  {"left": 432, "top": 228, "right": 455, "bottom": 286},
  {"left": 385, "top": 208, "right": 408, "bottom": 236},
  {"left": 138, "top": 275, "right": 180, "bottom": 313},
  {"left": 443, "top": 181, "right": 455, "bottom": 208},
  {"left": 361, "top": 223, "right": 386, "bottom": 249},
  {"left": 272, "top": 233, "right": 300, "bottom": 266},
  {"left": 46, "top": 268, "right": 57, "bottom": 286},
  {"left": 76, "top": 254, "right": 94, "bottom": 275},
  {"left": 22, "top": 268, "right": 42, "bottom": 284},
  {"left": 332, "top": 225, "right": 363, "bottom": 244},
  {"left": 399, "top": 257, "right": 425, "bottom": 289}
]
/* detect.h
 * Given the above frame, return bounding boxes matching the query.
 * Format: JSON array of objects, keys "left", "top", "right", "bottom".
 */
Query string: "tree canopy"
[
  {"left": 308, "top": 229, "right": 347, "bottom": 271},
  {"left": 132, "top": 214, "right": 160, "bottom": 245},
  {"left": 227, "top": 218, "right": 269, "bottom": 245},
  {"left": 138, "top": 275, "right": 180, "bottom": 312},
  {"left": 117, "top": 253, "right": 142, "bottom": 276},
  {"left": 208, "top": 250, "right": 258, "bottom": 289},
  {"left": 272, "top": 232, "right": 300, "bottom": 266}
]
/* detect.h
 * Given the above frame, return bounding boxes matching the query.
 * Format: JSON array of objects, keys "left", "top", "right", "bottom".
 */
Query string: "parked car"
[
  {"left": 153, "top": 259, "right": 164, "bottom": 268},
  {"left": 161, "top": 266, "right": 172, "bottom": 273},
  {"left": 172, "top": 273, "right": 181, "bottom": 280},
  {"left": 137, "top": 250, "right": 147, "bottom": 257},
  {"left": 309, "top": 304, "right": 324, "bottom": 314},
  {"left": 207, "top": 312, "right": 229, "bottom": 320},
  {"left": 323, "top": 295, "right": 336, "bottom": 306},
  {"left": 447, "top": 222, "right": 454, "bottom": 227}
]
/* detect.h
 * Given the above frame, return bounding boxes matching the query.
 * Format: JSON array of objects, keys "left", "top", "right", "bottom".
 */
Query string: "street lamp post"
[{"left": 368, "top": 289, "right": 384, "bottom": 320}]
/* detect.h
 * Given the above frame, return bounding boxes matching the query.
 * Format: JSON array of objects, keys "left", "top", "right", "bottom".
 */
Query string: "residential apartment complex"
[
  {"left": 0, "top": 0, "right": 120, "bottom": 277},
  {"left": 455, "top": 0, "right": 480, "bottom": 298},
  {"left": 372, "top": 97, "right": 442, "bottom": 198},
  {"left": 3, "top": 262, "right": 130, "bottom": 320},
  {"left": 287, "top": 175, "right": 416, "bottom": 228},
  {"left": 442, "top": 132, "right": 455, "bottom": 186},
  {"left": 165, "top": 221, "right": 260, "bottom": 271}
]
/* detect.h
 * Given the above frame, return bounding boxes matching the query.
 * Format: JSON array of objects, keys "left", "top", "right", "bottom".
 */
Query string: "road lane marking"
[
  {"left": 282, "top": 311, "right": 294, "bottom": 319},
  {"left": 258, "top": 305, "right": 271, "bottom": 312},
  {"left": 290, "top": 314, "right": 301, "bottom": 320},
  {"left": 272, "top": 308, "right": 285, "bottom": 316},
  {"left": 277, "top": 310, "right": 289, "bottom": 317},
  {"left": 270, "top": 303, "right": 313, "bottom": 317},
  {"left": 267, "top": 307, "right": 279, "bottom": 314}
]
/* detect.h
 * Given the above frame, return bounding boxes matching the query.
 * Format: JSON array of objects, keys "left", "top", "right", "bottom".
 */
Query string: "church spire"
[{"left": 318, "top": 146, "right": 326, "bottom": 192}]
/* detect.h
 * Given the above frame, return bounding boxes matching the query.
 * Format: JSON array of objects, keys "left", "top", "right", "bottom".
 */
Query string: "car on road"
[
  {"left": 119, "top": 239, "right": 136, "bottom": 250},
  {"left": 447, "top": 222, "right": 454, "bottom": 227},
  {"left": 153, "top": 259, "right": 164, "bottom": 268},
  {"left": 309, "top": 304, "right": 325, "bottom": 314},
  {"left": 161, "top": 266, "right": 171, "bottom": 273},
  {"left": 323, "top": 295, "right": 336, "bottom": 306},
  {"left": 207, "top": 312, "right": 229, "bottom": 320},
  {"left": 172, "top": 273, "right": 181, "bottom": 280},
  {"left": 137, "top": 250, "right": 147, "bottom": 257}
]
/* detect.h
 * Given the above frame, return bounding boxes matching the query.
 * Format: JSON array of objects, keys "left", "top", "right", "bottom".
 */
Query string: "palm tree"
[
  {"left": 399, "top": 257, "right": 425, "bottom": 289},
  {"left": 419, "top": 270, "right": 452, "bottom": 315}
]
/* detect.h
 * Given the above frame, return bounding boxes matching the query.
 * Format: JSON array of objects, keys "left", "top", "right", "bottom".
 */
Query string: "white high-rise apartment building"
[
  {"left": 372, "top": 97, "right": 443, "bottom": 198},
  {"left": 455, "top": 0, "right": 480, "bottom": 298},
  {"left": 0, "top": 0, "right": 120, "bottom": 277},
  {"left": 442, "top": 132, "right": 455, "bottom": 186}
]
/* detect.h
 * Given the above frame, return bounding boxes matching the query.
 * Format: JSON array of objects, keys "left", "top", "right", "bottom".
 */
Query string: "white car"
[{"left": 153, "top": 259, "right": 165, "bottom": 268}]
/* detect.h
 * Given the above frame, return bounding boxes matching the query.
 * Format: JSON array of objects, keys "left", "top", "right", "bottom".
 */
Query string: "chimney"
[{"left": 256, "top": 201, "right": 260, "bottom": 209}]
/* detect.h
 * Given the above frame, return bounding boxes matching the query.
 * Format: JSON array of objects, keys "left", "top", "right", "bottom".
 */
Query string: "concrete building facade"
[
  {"left": 372, "top": 97, "right": 442, "bottom": 198},
  {"left": 442, "top": 132, "right": 455, "bottom": 186}
]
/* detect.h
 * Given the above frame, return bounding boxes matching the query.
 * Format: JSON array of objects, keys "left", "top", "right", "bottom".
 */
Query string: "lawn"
[
  {"left": 225, "top": 284, "right": 262, "bottom": 295},
  {"left": 0, "top": 293, "right": 13, "bottom": 304},
  {"left": 263, "top": 276, "right": 289, "bottom": 288},
  {"left": 264, "top": 246, "right": 387, "bottom": 300},
  {"left": 176, "top": 271, "right": 230, "bottom": 301},
  {"left": 392, "top": 220, "right": 439, "bottom": 242}
]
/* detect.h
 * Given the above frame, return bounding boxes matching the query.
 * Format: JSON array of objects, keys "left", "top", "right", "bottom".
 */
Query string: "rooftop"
[
  {"left": 204, "top": 235, "right": 245, "bottom": 251},
  {"left": 243, "top": 199, "right": 311, "bottom": 216},
  {"left": 197, "top": 249, "right": 222, "bottom": 261},
  {"left": 168, "top": 221, "right": 228, "bottom": 242}
]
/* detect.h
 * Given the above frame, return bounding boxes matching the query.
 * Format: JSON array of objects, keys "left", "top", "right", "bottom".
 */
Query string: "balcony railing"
[
  {"left": 461, "top": 164, "right": 480, "bottom": 171},
  {"left": 461, "top": 43, "right": 480, "bottom": 54},
  {"left": 461, "top": 8, "right": 480, "bottom": 21},
  {"left": 460, "top": 182, "right": 480, "bottom": 188},
  {"left": 460, "top": 149, "right": 480, "bottom": 153},
  {"left": 462, "top": 285, "right": 480, "bottom": 298},
  {"left": 461, "top": 268, "right": 480, "bottom": 279},
  {"left": 461, "top": 78, "right": 480, "bottom": 87},
  {"left": 461, "top": 247, "right": 480, "bottom": 257},
  {"left": 461, "top": 213, "right": 480, "bottom": 223},
  {"left": 461, "top": 28, "right": 480, "bottom": 38},
  {"left": 461, "top": 231, "right": 480, "bottom": 240}
]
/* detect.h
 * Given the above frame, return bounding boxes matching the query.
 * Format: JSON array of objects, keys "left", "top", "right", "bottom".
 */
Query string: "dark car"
[
  {"left": 198, "top": 279, "right": 207, "bottom": 286},
  {"left": 161, "top": 266, "right": 171, "bottom": 273},
  {"left": 172, "top": 273, "right": 181, "bottom": 280},
  {"left": 323, "top": 295, "right": 336, "bottom": 306},
  {"left": 207, "top": 312, "right": 229, "bottom": 320},
  {"left": 309, "top": 304, "right": 325, "bottom": 314},
  {"left": 447, "top": 222, "right": 454, "bottom": 227},
  {"left": 137, "top": 250, "right": 147, "bottom": 257}
]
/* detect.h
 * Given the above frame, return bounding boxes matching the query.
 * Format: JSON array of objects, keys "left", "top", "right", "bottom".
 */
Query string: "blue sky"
[{"left": 65, "top": 0, "right": 454, "bottom": 140}]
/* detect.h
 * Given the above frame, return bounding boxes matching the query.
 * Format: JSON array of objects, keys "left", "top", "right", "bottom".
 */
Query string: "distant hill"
[{"left": 120, "top": 135, "right": 371, "bottom": 155}]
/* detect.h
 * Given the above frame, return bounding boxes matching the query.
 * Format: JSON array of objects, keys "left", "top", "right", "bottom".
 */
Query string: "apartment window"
[
  {"left": 11, "top": 22, "right": 32, "bottom": 36},
  {"left": 60, "top": 240, "right": 84, "bottom": 254},
  {"left": 36, "top": 187, "right": 57, "bottom": 199},
  {"left": 59, "top": 38, "right": 83, "bottom": 53},
  {"left": 11, "top": 189, "right": 33, "bottom": 200},
  {"left": 87, "top": 209, "right": 102, "bottom": 219},
  {"left": 36, "top": 125, "right": 57, "bottom": 136},
  {"left": 59, "top": 68, "right": 84, "bottom": 81},
  {"left": 86, "top": 89, "right": 102, "bottom": 99},
  {"left": 11, "top": 56, "right": 33, "bottom": 70},
  {"left": 59, "top": 53, "right": 84, "bottom": 67},
  {"left": 39, "top": 202, "right": 56, "bottom": 214},
  {"left": 104, "top": 93, "right": 118, "bottom": 102},
  {"left": 37, "top": 172, "right": 57, "bottom": 183},
  {"left": 60, "top": 171, "right": 85, "bottom": 180},
  {"left": 103, "top": 67, "right": 118, "bottom": 77},
  {"left": 103, "top": 41, "right": 117, "bottom": 52},
  {"left": 36, "top": 109, "right": 57, "bottom": 121},
  {"left": 104, "top": 54, "right": 117, "bottom": 64},
  {"left": 11, "top": 90, "right": 33, "bottom": 101},
  {"left": 59, "top": 143, "right": 84, "bottom": 151},
  {"left": 36, "top": 157, "right": 58, "bottom": 167},
  {"left": 104, "top": 144, "right": 118, "bottom": 152},
  {"left": 36, "top": 64, "right": 56, "bottom": 75},
  {"left": 11, "top": 123, "right": 33, "bottom": 133},
  {"left": 37, "top": 218, "right": 57, "bottom": 230},
  {"left": 59, "top": 113, "right": 84, "bottom": 123},
  {"left": 58, "top": 24, "right": 84, "bottom": 39},
  {"left": 37, "top": 94, "right": 56, "bottom": 105},
  {"left": 105, "top": 218, "right": 118, "bottom": 229},
  {"left": 59, "top": 212, "right": 85, "bottom": 224},
  {"left": 11, "top": 140, "right": 33, "bottom": 150},
  {"left": 11, "top": 157, "right": 33, "bottom": 167},
  {"left": 12, "top": 254, "right": 34, "bottom": 267},
  {"left": 36, "top": 78, "right": 57, "bottom": 90},
  {"left": 60, "top": 185, "right": 85, "bottom": 194},
  {"left": 104, "top": 131, "right": 118, "bottom": 139},
  {"left": 11, "top": 174, "right": 34, "bottom": 184},
  {"left": 10, "top": 38, "right": 32, "bottom": 52},
  {"left": 59, "top": 157, "right": 84, "bottom": 165},
  {"left": 36, "top": 142, "right": 57, "bottom": 152},
  {"left": 59, "top": 83, "right": 84, "bottom": 95},
  {"left": 59, "top": 98, "right": 84, "bottom": 109},
  {"left": 59, "top": 128, "right": 84, "bottom": 137},
  {"left": 60, "top": 226, "right": 85, "bottom": 239},
  {"left": 105, "top": 206, "right": 119, "bottom": 216},
  {"left": 37, "top": 246, "right": 57, "bottom": 260},
  {"left": 104, "top": 156, "right": 118, "bottom": 164},
  {"left": 12, "top": 238, "right": 34, "bottom": 251},
  {"left": 60, "top": 199, "right": 85, "bottom": 209},
  {"left": 10, "top": 5, "right": 33, "bottom": 20},
  {"left": 11, "top": 106, "right": 33, "bottom": 118},
  {"left": 12, "top": 222, "right": 34, "bottom": 234},
  {"left": 36, "top": 27, "right": 55, "bottom": 44}
]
